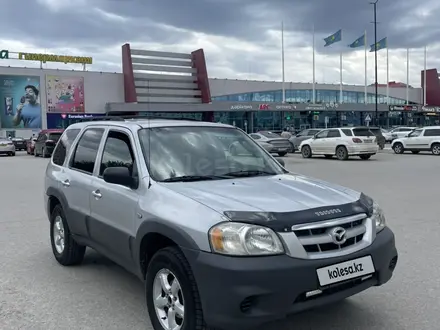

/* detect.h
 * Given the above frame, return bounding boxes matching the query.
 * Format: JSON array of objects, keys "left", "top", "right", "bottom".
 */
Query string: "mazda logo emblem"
[{"left": 330, "top": 227, "right": 347, "bottom": 245}]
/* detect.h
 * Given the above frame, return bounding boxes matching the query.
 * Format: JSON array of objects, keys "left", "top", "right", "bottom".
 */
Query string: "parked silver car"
[
  {"left": 249, "top": 131, "right": 291, "bottom": 156},
  {"left": 289, "top": 129, "right": 322, "bottom": 151}
]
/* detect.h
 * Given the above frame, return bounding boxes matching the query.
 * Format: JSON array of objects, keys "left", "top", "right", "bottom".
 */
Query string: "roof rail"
[
  {"left": 120, "top": 115, "right": 202, "bottom": 121},
  {"left": 79, "top": 116, "right": 124, "bottom": 122}
]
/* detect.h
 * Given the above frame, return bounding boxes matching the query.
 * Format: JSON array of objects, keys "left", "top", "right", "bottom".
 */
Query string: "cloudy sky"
[{"left": 0, "top": 0, "right": 438, "bottom": 87}]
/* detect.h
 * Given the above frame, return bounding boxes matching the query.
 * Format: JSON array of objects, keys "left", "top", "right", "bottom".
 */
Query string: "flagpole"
[
  {"left": 312, "top": 24, "right": 316, "bottom": 103},
  {"left": 340, "top": 52, "right": 343, "bottom": 103},
  {"left": 364, "top": 30, "right": 367, "bottom": 104},
  {"left": 406, "top": 48, "right": 409, "bottom": 104},
  {"left": 281, "top": 21, "right": 285, "bottom": 103},
  {"left": 424, "top": 46, "right": 427, "bottom": 106},
  {"left": 386, "top": 43, "right": 389, "bottom": 104}
]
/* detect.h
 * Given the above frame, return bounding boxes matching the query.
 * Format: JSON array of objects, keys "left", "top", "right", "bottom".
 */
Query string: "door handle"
[
  {"left": 92, "top": 190, "right": 102, "bottom": 199},
  {"left": 61, "top": 179, "right": 70, "bottom": 187}
]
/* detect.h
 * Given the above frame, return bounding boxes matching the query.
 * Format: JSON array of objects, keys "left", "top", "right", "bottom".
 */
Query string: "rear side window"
[
  {"left": 352, "top": 128, "right": 373, "bottom": 136},
  {"left": 52, "top": 129, "right": 80, "bottom": 166},
  {"left": 48, "top": 133, "right": 62, "bottom": 141},
  {"left": 341, "top": 129, "right": 352, "bottom": 136},
  {"left": 70, "top": 128, "right": 105, "bottom": 174},
  {"left": 424, "top": 129, "right": 440, "bottom": 137}
]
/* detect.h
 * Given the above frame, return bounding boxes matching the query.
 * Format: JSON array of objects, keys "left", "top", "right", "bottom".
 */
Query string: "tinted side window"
[
  {"left": 315, "top": 130, "right": 328, "bottom": 138},
  {"left": 327, "top": 130, "right": 341, "bottom": 138},
  {"left": 424, "top": 129, "right": 440, "bottom": 136},
  {"left": 52, "top": 129, "right": 81, "bottom": 166},
  {"left": 342, "top": 129, "right": 353, "bottom": 136},
  {"left": 70, "top": 128, "right": 105, "bottom": 174},
  {"left": 99, "top": 131, "right": 136, "bottom": 176}
]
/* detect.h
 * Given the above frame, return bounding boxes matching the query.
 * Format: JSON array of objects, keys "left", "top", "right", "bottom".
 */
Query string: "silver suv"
[{"left": 44, "top": 118, "right": 398, "bottom": 330}]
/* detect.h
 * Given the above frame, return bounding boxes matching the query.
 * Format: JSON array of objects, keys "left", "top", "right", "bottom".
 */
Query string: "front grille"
[{"left": 293, "top": 214, "right": 367, "bottom": 255}]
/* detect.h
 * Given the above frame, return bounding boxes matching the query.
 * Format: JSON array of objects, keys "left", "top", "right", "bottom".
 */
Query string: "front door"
[
  {"left": 89, "top": 128, "right": 139, "bottom": 267},
  {"left": 325, "top": 129, "right": 342, "bottom": 153}
]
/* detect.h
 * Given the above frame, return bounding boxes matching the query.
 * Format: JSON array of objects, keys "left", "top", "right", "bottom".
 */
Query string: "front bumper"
[
  {"left": 184, "top": 227, "right": 397, "bottom": 330},
  {"left": 0, "top": 144, "right": 15, "bottom": 154}
]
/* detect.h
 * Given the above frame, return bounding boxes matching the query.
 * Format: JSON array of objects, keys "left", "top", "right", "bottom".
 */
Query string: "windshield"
[
  {"left": 408, "top": 129, "right": 422, "bottom": 137},
  {"left": 48, "top": 133, "right": 62, "bottom": 141},
  {"left": 352, "top": 128, "right": 374, "bottom": 136},
  {"left": 258, "top": 131, "right": 281, "bottom": 138},
  {"left": 138, "top": 126, "right": 286, "bottom": 182}
]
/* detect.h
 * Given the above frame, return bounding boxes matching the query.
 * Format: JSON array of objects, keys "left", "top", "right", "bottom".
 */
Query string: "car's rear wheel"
[
  {"left": 301, "top": 145, "right": 312, "bottom": 158},
  {"left": 393, "top": 143, "right": 404, "bottom": 154},
  {"left": 359, "top": 154, "right": 371, "bottom": 160},
  {"left": 278, "top": 152, "right": 287, "bottom": 157},
  {"left": 146, "top": 247, "right": 211, "bottom": 330},
  {"left": 336, "top": 146, "right": 348, "bottom": 160},
  {"left": 50, "top": 204, "right": 86, "bottom": 266},
  {"left": 431, "top": 143, "right": 440, "bottom": 156}
]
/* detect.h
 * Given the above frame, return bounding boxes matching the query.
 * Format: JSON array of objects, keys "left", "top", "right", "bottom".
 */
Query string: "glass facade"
[
  {"left": 212, "top": 89, "right": 414, "bottom": 105},
  {"left": 210, "top": 89, "right": 423, "bottom": 132}
]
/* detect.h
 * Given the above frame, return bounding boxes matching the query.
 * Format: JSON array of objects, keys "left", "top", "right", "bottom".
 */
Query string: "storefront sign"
[
  {"left": 230, "top": 104, "right": 253, "bottom": 110},
  {"left": 421, "top": 106, "right": 440, "bottom": 112},
  {"left": 0, "top": 49, "right": 92, "bottom": 64},
  {"left": 389, "top": 105, "right": 418, "bottom": 111},
  {"left": 305, "top": 104, "right": 325, "bottom": 110},
  {"left": 259, "top": 104, "right": 270, "bottom": 110},
  {"left": 275, "top": 104, "right": 296, "bottom": 110},
  {"left": 0, "top": 50, "right": 8, "bottom": 59},
  {"left": 47, "top": 113, "right": 104, "bottom": 128},
  {"left": 61, "top": 114, "right": 101, "bottom": 119}
]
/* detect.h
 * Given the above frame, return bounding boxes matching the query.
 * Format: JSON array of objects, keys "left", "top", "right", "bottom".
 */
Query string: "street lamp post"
[{"left": 370, "top": 0, "right": 379, "bottom": 126}]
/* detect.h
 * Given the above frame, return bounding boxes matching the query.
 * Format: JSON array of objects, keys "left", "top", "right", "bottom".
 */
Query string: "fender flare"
[
  {"left": 134, "top": 220, "right": 201, "bottom": 272},
  {"left": 45, "top": 186, "right": 69, "bottom": 218}
]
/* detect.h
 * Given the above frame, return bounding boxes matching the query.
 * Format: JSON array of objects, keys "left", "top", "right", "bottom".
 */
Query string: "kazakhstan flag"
[
  {"left": 324, "top": 29, "right": 342, "bottom": 47},
  {"left": 348, "top": 34, "right": 365, "bottom": 48},
  {"left": 370, "top": 37, "right": 387, "bottom": 52}
]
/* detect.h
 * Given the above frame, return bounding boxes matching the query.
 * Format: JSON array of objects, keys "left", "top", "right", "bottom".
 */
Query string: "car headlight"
[
  {"left": 209, "top": 222, "right": 285, "bottom": 256},
  {"left": 371, "top": 201, "right": 386, "bottom": 233}
]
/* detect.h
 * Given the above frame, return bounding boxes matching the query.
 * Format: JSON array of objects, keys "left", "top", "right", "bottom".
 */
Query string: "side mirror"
[
  {"left": 274, "top": 157, "right": 285, "bottom": 166},
  {"left": 103, "top": 167, "right": 137, "bottom": 188}
]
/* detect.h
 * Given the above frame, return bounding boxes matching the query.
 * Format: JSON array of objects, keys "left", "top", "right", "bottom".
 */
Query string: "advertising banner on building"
[
  {"left": 0, "top": 75, "right": 42, "bottom": 129},
  {"left": 46, "top": 113, "right": 105, "bottom": 129},
  {"left": 46, "top": 75, "right": 85, "bottom": 113}
]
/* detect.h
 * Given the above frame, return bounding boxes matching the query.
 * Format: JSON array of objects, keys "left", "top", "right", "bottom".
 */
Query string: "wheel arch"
[
  {"left": 46, "top": 186, "right": 69, "bottom": 221},
  {"left": 135, "top": 221, "right": 200, "bottom": 279}
]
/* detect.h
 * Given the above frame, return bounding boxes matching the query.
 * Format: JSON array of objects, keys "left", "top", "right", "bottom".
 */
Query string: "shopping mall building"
[{"left": 1, "top": 44, "right": 440, "bottom": 137}]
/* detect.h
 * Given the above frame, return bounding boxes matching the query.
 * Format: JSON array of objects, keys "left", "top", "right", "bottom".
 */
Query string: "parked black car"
[{"left": 11, "top": 137, "right": 27, "bottom": 151}]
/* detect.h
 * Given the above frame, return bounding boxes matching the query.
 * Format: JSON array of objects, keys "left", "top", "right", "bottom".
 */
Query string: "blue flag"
[
  {"left": 324, "top": 29, "right": 342, "bottom": 47},
  {"left": 348, "top": 34, "right": 365, "bottom": 48},
  {"left": 370, "top": 37, "right": 387, "bottom": 52}
]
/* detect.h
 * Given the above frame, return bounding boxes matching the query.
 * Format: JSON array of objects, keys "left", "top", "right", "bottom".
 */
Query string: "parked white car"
[
  {"left": 391, "top": 126, "right": 440, "bottom": 155},
  {"left": 384, "top": 127, "right": 414, "bottom": 142},
  {"left": 300, "top": 127, "right": 378, "bottom": 160}
]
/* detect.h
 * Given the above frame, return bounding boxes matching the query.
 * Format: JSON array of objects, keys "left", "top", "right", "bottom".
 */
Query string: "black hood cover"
[{"left": 223, "top": 193, "right": 373, "bottom": 232}]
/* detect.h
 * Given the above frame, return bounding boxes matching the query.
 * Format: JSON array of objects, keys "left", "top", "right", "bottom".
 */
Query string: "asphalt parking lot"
[{"left": 1, "top": 150, "right": 439, "bottom": 330}]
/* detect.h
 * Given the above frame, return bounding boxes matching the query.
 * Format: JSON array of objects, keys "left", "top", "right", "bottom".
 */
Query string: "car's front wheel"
[
  {"left": 393, "top": 143, "right": 404, "bottom": 154},
  {"left": 50, "top": 204, "right": 86, "bottom": 266},
  {"left": 301, "top": 145, "right": 312, "bottom": 158},
  {"left": 146, "top": 247, "right": 209, "bottom": 330}
]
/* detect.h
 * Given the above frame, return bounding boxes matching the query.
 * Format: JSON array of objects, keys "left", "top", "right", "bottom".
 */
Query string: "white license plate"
[
  {"left": 364, "top": 139, "right": 372, "bottom": 143},
  {"left": 316, "top": 256, "right": 375, "bottom": 286}
]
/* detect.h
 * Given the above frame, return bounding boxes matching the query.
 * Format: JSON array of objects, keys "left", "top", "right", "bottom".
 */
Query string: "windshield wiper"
[
  {"left": 162, "top": 175, "right": 230, "bottom": 182},
  {"left": 221, "top": 170, "right": 277, "bottom": 177}
]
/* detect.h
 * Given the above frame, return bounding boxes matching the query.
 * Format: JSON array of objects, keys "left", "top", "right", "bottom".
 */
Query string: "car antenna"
[{"left": 147, "top": 79, "right": 152, "bottom": 189}]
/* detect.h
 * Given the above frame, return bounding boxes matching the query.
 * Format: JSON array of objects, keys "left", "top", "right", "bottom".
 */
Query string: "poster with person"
[
  {"left": 46, "top": 75, "right": 85, "bottom": 113},
  {"left": 0, "top": 75, "right": 42, "bottom": 129}
]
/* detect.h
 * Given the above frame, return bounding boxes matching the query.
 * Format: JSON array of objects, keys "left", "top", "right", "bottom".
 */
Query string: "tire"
[
  {"left": 146, "top": 246, "right": 210, "bottom": 330},
  {"left": 288, "top": 142, "right": 295, "bottom": 153},
  {"left": 11, "top": 152, "right": 15, "bottom": 156},
  {"left": 359, "top": 154, "right": 371, "bottom": 160},
  {"left": 336, "top": 146, "right": 348, "bottom": 160},
  {"left": 411, "top": 151, "right": 420, "bottom": 154},
  {"left": 301, "top": 145, "right": 312, "bottom": 158},
  {"left": 324, "top": 155, "right": 333, "bottom": 159},
  {"left": 392, "top": 143, "right": 404, "bottom": 154},
  {"left": 431, "top": 143, "right": 440, "bottom": 156},
  {"left": 43, "top": 147, "right": 48, "bottom": 158},
  {"left": 50, "top": 204, "right": 86, "bottom": 266},
  {"left": 278, "top": 152, "right": 287, "bottom": 157}
]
